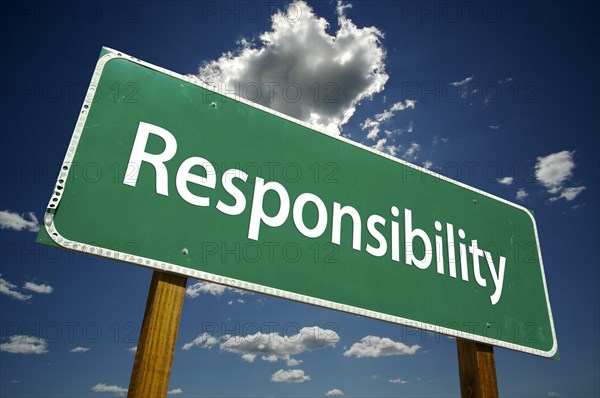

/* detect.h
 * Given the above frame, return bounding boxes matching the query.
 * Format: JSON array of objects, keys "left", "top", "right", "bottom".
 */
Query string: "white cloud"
[
  {"left": 371, "top": 137, "right": 399, "bottom": 156},
  {"left": 489, "top": 125, "right": 500, "bottom": 130},
  {"left": 550, "top": 186, "right": 586, "bottom": 202},
  {"left": 181, "top": 332, "right": 219, "bottom": 351},
  {"left": 198, "top": 0, "right": 388, "bottom": 135},
  {"left": 0, "top": 210, "right": 39, "bottom": 232},
  {"left": 497, "top": 176, "right": 514, "bottom": 185},
  {"left": 325, "top": 388, "right": 345, "bottom": 396},
  {"left": 220, "top": 326, "right": 338, "bottom": 364},
  {"left": 535, "top": 150, "right": 575, "bottom": 193},
  {"left": 361, "top": 118, "right": 380, "bottom": 140},
  {"left": 362, "top": 100, "right": 416, "bottom": 140},
  {"left": 547, "top": 392, "right": 560, "bottom": 397},
  {"left": 422, "top": 160, "right": 433, "bottom": 170},
  {"left": 91, "top": 383, "right": 127, "bottom": 395},
  {"left": 0, "top": 275, "right": 32, "bottom": 301},
  {"left": 450, "top": 74, "right": 474, "bottom": 86},
  {"left": 183, "top": 326, "right": 338, "bottom": 365},
  {"left": 343, "top": 336, "right": 420, "bottom": 358},
  {"left": 404, "top": 142, "right": 420, "bottom": 159},
  {"left": 0, "top": 335, "right": 48, "bottom": 354},
  {"left": 389, "top": 378, "right": 408, "bottom": 384},
  {"left": 271, "top": 369, "right": 310, "bottom": 383},
  {"left": 23, "top": 282, "right": 54, "bottom": 294},
  {"left": 70, "top": 347, "right": 90, "bottom": 353},
  {"left": 168, "top": 388, "right": 183, "bottom": 395},
  {"left": 185, "top": 281, "right": 250, "bottom": 298},
  {"left": 516, "top": 188, "right": 529, "bottom": 201},
  {"left": 128, "top": 346, "right": 137, "bottom": 353}
]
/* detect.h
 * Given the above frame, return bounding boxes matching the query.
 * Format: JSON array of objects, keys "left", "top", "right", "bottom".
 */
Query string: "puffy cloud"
[
  {"left": 0, "top": 335, "right": 48, "bottom": 354},
  {"left": 0, "top": 275, "right": 32, "bottom": 301},
  {"left": 325, "top": 388, "right": 345, "bottom": 396},
  {"left": 70, "top": 347, "right": 90, "bottom": 353},
  {"left": 422, "top": 160, "right": 433, "bottom": 170},
  {"left": 91, "top": 383, "right": 127, "bottom": 395},
  {"left": 372, "top": 138, "right": 399, "bottom": 156},
  {"left": 489, "top": 125, "right": 500, "bottom": 130},
  {"left": 181, "top": 332, "right": 219, "bottom": 351},
  {"left": 550, "top": 186, "right": 586, "bottom": 202},
  {"left": 343, "top": 336, "right": 420, "bottom": 358},
  {"left": 516, "top": 188, "right": 529, "bottom": 201},
  {"left": 535, "top": 151, "right": 575, "bottom": 193},
  {"left": 182, "top": 326, "right": 338, "bottom": 365},
  {"left": 0, "top": 210, "right": 39, "bottom": 232},
  {"left": 198, "top": 0, "right": 388, "bottom": 135},
  {"left": 23, "top": 282, "right": 53, "bottom": 294},
  {"left": 271, "top": 369, "right": 310, "bottom": 383},
  {"left": 389, "top": 378, "right": 408, "bottom": 384},
  {"left": 497, "top": 177, "right": 514, "bottom": 185},
  {"left": 168, "top": 388, "right": 183, "bottom": 395}
]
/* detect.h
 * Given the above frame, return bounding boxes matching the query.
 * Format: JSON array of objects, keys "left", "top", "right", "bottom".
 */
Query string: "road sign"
[{"left": 38, "top": 47, "right": 557, "bottom": 357}]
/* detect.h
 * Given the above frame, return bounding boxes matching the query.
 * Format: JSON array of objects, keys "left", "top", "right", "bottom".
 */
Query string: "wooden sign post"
[
  {"left": 457, "top": 338, "right": 499, "bottom": 398},
  {"left": 128, "top": 271, "right": 187, "bottom": 398}
]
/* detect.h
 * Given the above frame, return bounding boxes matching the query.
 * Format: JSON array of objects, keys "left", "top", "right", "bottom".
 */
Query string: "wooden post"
[
  {"left": 128, "top": 271, "right": 187, "bottom": 398},
  {"left": 456, "top": 338, "right": 499, "bottom": 398}
]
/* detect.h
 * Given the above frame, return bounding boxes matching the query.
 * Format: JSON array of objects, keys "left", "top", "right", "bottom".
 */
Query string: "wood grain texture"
[
  {"left": 128, "top": 271, "right": 187, "bottom": 398},
  {"left": 457, "top": 338, "right": 499, "bottom": 398}
]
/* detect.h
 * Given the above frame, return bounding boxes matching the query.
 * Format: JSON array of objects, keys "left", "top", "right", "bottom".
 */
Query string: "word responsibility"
[{"left": 124, "top": 122, "right": 507, "bottom": 305}]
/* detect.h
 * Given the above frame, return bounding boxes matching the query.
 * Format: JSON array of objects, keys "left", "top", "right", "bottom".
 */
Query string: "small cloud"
[
  {"left": 11, "top": 380, "right": 22, "bottom": 383},
  {"left": 185, "top": 281, "right": 250, "bottom": 298},
  {"left": 422, "top": 160, "right": 433, "bottom": 170},
  {"left": 0, "top": 275, "right": 32, "bottom": 301},
  {"left": 181, "top": 332, "right": 219, "bottom": 351},
  {"left": 271, "top": 369, "right": 310, "bottom": 383},
  {"left": 489, "top": 125, "right": 500, "bottom": 130},
  {"left": 168, "top": 388, "right": 183, "bottom": 395},
  {"left": 516, "top": 188, "right": 528, "bottom": 201},
  {"left": 547, "top": 392, "right": 560, "bottom": 397},
  {"left": 325, "top": 388, "right": 345, "bottom": 396},
  {"left": 128, "top": 346, "right": 137, "bottom": 353},
  {"left": 23, "top": 282, "right": 54, "bottom": 294},
  {"left": 70, "top": 347, "right": 90, "bottom": 353},
  {"left": 0, "top": 210, "right": 39, "bottom": 232},
  {"left": 343, "top": 336, "right": 420, "bottom": 358},
  {"left": 389, "top": 378, "right": 408, "bottom": 384},
  {"left": 499, "top": 77, "right": 513, "bottom": 84},
  {"left": 535, "top": 150, "right": 576, "bottom": 194},
  {"left": 497, "top": 176, "right": 514, "bottom": 185},
  {"left": 363, "top": 100, "right": 416, "bottom": 140},
  {"left": 91, "top": 383, "right": 127, "bottom": 395},
  {"left": 372, "top": 137, "right": 399, "bottom": 156},
  {"left": 550, "top": 186, "right": 586, "bottom": 202},
  {"left": 450, "top": 74, "right": 475, "bottom": 87},
  {"left": 0, "top": 335, "right": 48, "bottom": 354},
  {"left": 404, "top": 142, "right": 420, "bottom": 159}
]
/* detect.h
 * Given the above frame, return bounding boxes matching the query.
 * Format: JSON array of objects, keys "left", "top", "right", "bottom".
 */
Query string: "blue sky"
[{"left": 1, "top": 1, "right": 599, "bottom": 397}]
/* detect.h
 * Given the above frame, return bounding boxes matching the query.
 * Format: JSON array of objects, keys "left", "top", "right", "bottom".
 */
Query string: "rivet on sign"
[
  {"left": 210, "top": 101, "right": 217, "bottom": 109},
  {"left": 182, "top": 248, "right": 189, "bottom": 256},
  {"left": 473, "top": 199, "right": 478, "bottom": 205}
]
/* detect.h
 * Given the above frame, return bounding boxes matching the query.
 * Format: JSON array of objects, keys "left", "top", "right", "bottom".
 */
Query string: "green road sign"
[{"left": 38, "top": 47, "right": 557, "bottom": 357}]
